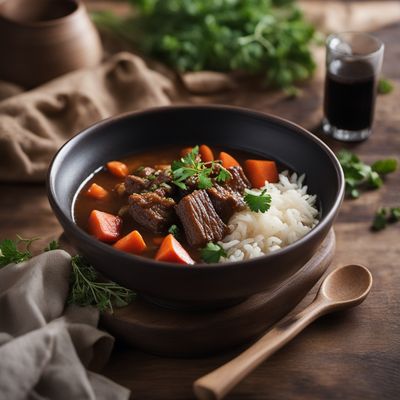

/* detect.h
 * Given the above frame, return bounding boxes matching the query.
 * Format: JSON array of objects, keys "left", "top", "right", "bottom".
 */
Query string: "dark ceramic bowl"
[{"left": 47, "top": 106, "right": 344, "bottom": 309}]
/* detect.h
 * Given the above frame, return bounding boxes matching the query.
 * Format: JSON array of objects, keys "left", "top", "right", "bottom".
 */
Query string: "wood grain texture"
[{"left": 1, "top": 2, "right": 399, "bottom": 399}]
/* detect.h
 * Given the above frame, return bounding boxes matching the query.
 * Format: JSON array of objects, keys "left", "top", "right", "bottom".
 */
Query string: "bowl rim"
[
  {"left": 47, "top": 104, "right": 345, "bottom": 272},
  {"left": 0, "top": 0, "right": 82, "bottom": 28}
]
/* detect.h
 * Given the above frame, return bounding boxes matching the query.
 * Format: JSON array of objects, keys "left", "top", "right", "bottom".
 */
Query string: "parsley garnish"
[
  {"left": 338, "top": 150, "right": 397, "bottom": 199},
  {"left": 244, "top": 189, "right": 272, "bottom": 213},
  {"left": 171, "top": 145, "right": 231, "bottom": 190},
  {"left": 372, "top": 206, "right": 400, "bottom": 231},
  {"left": 68, "top": 255, "right": 135, "bottom": 313},
  {"left": 378, "top": 78, "right": 394, "bottom": 95},
  {"left": 0, "top": 235, "right": 40, "bottom": 267},
  {"left": 168, "top": 224, "right": 180, "bottom": 239},
  {"left": 44, "top": 240, "right": 59, "bottom": 252},
  {"left": 0, "top": 236, "right": 135, "bottom": 313},
  {"left": 200, "top": 242, "right": 227, "bottom": 263}
]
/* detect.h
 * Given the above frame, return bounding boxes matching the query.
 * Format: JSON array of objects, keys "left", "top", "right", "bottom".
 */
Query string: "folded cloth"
[
  {"left": 0, "top": 52, "right": 175, "bottom": 183},
  {"left": 0, "top": 250, "right": 130, "bottom": 400}
]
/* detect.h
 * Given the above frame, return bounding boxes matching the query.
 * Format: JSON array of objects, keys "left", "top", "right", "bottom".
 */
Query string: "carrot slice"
[
  {"left": 88, "top": 210, "right": 122, "bottom": 243},
  {"left": 245, "top": 159, "right": 279, "bottom": 187},
  {"left": 152, "top": 236, "right": 165, "bottom": 246},
  {"left": 107, "top": 161, "right": 129, "bottom": 178},
  {"left": 85, "top": 183, "right": 108, "bottom": 200},
  {"left": 199, "top": 145, "right": 214, "bottom": 163},
  {"left": 113, "top": 230, "right": 147, "bottom": 255},
  {"left": 155, "top": 234, "right": 195, "bottom": 265},
  {"left": 219, "top": 151, "right": 240, "bottom": 168},
  {"left": 180, "top": 147, "right": 193, "bottom": 157}
]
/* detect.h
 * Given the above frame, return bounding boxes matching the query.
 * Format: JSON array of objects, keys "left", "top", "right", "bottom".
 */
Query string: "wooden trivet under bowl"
[{"left": 96, "top": 229, "right": 335, "bottom": 357}]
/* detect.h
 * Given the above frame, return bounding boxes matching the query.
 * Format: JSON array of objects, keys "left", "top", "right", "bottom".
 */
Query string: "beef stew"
[{"left": 73, "top": 145, "right": 280, "bottom": 264}]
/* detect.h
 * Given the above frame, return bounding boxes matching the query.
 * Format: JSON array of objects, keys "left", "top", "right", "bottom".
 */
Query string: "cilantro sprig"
[
  {"left": 171, "top": 146, "right": 231, "bottom": 190},
  {"left": 201, "top": 242, "right": 227, "bottom": 263},
  {"left": 244, "top": 189, "right": 272, "bottom": 213},
  {"left": 338, "top": 150, "right": 397, "bottom": 199}
]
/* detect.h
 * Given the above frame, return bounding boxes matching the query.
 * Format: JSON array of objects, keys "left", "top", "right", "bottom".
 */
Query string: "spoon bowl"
[{"left": 318, "top": 264, "right": 372, "bottom": 308}]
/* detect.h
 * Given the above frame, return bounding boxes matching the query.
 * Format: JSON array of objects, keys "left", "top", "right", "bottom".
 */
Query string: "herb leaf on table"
[
  {"left": 338, "top": 150, "right": 397, "bottom": 199},
  {"left": 44, "top": 240, "right": 60, "bottom": 252},
  {"left": 378, "top": 78, "right": 394, "bottom": 95},
  {"left": 372, "top": 206, "right": 400, "bottom": 231},
  {"left": 0, "top": 235, "right": 40, "bottom": 267}
]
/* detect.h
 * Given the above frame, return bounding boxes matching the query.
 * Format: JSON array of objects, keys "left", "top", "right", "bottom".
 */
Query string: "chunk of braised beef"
[
  {"left": 153, "top": 184, "right": 174, "bottom": 198},
  {"left": 125, "top": 174, "right": 151, "bottom": 194},
  {"left": 153, "top": 169, "right": 172, "bottom": 185},
  {"left": 135, "top": 166, "right": 155, "bottom": 178},
  {"left": 226, "top": 166, "right": 251, "bottom": 193},
  {"left": 175, "top": 190, "right": 228, "bottom": 247},
  {"left": 129, "top": 192, "right": 176, "bottom": 234},
  {"left": 125, "top": 167, "right": 175, "bottom": 197},
  {"left": 207, "top": 183, "right": 246, "bottom": 222},
  {"left": 152, "top": 169, "right": 175, "bottom": 197}
]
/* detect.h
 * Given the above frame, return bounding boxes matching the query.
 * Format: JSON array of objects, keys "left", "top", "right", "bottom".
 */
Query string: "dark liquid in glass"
[{"left": 324, "top": 60, "right": 376, "bottom": 131}]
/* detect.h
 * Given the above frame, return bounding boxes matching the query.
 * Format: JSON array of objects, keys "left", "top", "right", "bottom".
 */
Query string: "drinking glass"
[{"left": 323, "top": 32, "right": 384, "bottom": 142}]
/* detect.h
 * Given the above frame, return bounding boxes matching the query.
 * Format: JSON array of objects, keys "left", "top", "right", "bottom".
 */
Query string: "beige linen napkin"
[
  {"left": 0, "top": 250, "right": 130, "bottom": 400},
  {"left": 0, "top": 52, "right": 175, "bottom": 183}
]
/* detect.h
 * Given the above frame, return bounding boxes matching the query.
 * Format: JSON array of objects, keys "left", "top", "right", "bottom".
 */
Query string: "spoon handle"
[{"left": 194, "top": 300, "right": 326, "bottom": 400}]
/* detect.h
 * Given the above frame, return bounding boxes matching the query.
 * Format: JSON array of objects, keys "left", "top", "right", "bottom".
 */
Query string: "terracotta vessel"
[{"left": 0, "top": 0, "right": 102, "bottom": 88}]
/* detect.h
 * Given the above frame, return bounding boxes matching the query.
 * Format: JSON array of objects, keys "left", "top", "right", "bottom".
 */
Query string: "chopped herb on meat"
[
  {"left": 171, "top": 146, "right": 231, "bottom": 190},
  {"left": 168, "top": 224, "right": 180, "bottom": 239}
]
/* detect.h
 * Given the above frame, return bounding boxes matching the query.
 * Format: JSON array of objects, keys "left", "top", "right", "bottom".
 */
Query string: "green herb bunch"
[
  {"left": 0, "top": 237, "right": 135, "bottom": 313},
  {"left": 68, "top": 255, "right": 135, "bottom": 312},
  {"left": 93, "top": 0, "right": 316, "bottom": 89}
]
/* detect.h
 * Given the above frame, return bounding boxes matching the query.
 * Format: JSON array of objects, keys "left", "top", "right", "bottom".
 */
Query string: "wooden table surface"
[{"left": 1, "top": 1, "right": 400, "bottom": 399}]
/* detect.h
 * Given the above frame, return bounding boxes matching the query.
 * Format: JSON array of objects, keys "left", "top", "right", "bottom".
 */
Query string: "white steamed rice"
[{"left": 219, "top": 171, "right": 319, "bottom": 262}]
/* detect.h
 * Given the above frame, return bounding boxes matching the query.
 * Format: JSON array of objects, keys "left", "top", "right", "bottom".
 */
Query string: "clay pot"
[{"left": 0, "top": 0, "right": 102, "bottom": 88}]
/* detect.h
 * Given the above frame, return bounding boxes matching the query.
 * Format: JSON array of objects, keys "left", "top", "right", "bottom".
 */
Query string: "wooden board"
[{"left": 100, "top": 230, "right": 335, "bottom": 357}]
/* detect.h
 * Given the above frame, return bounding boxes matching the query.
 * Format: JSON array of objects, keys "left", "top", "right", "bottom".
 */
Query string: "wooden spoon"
[{"left": 194, "top": 264, "right": 373, "bottom": 400}]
